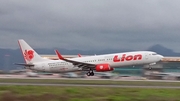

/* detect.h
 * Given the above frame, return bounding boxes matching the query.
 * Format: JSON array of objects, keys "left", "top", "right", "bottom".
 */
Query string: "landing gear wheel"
[
  {"left": 86, "top": 70, "right": 94, "bottom": 76},
  {"left": 90, "top": 72, "right": 94, "bottom": 76},
  {"left": 86, "top": 72, "right": 91, "bottom": 76}
]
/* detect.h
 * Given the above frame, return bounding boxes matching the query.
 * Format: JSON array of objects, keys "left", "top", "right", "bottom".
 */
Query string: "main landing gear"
[{"left": 86, "top": 69, "right": 94, "bottom": 76}]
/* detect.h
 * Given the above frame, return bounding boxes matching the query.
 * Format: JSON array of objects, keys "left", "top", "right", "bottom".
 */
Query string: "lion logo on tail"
[{"left": 24, "top": 50, "right": 34, "bottom": 61}]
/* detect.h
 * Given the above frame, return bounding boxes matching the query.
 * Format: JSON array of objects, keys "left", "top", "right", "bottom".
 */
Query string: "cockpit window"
[{"left": 152, "top": 53, "right": 157, "bottom": 55}]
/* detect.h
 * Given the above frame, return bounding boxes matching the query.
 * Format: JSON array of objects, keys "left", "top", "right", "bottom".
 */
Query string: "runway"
[
  {"left": 1, "top": 74, "right": 180, "bottom": 82},
  {"left": 0, "top": 82, "right": 180, "bottom": 89},
  {"left": 0, "top": 74, "right": 180, "bottom": 89}
]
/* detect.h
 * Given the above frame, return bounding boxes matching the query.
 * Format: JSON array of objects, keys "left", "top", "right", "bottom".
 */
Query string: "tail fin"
[{"left": 18, "top": 39, "right": 48, "bottom": 64}]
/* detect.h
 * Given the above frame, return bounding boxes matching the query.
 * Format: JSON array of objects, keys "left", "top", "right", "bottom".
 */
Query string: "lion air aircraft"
[{"left": 16, "top": 39, "right": 164, "bottom": 76}]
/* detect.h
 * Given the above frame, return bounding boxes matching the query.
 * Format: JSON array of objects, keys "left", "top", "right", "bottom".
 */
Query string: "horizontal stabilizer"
[{"left": 14, "top": 63, "right": 34, "bottom": 66}]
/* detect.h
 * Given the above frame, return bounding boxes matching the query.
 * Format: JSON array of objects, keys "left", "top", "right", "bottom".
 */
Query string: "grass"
[
  {"left": 0, "top": 86, "right": 180, "bottom": 101},
  {"left": 0, "top": 78, "right": 180, "bottom": 100}
]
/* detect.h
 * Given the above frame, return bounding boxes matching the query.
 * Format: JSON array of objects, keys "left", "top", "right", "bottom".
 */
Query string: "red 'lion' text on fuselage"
[{"left": 113, "top": 54, "right": 142, "bottom": 62}]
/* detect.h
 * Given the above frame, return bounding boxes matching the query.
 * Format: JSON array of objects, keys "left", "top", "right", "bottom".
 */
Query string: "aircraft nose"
[{"left": 158, "top": 55, "right": 164, "bottom": 60}]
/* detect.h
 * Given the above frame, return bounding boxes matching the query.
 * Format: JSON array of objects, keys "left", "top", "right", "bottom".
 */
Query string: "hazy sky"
[{"left": 1, "top": 0, "right": 180, "bottom": 52}]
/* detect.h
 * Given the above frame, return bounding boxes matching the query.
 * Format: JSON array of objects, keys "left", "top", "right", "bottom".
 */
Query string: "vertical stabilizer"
[{"left": 18, "top": 39, "right": 48, "bottom": 64}]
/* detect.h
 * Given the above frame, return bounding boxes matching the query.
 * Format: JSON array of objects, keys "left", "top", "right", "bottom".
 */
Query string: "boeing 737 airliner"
[{"left": 16, "top": 39, "right": 163, "bottom": 76}]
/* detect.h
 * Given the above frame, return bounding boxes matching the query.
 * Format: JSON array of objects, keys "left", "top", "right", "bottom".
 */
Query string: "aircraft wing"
[{"left": 55, "top": 50, "right": 96, "bottom": 69}]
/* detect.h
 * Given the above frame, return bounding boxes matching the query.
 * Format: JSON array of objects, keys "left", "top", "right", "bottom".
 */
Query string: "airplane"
[{"left": 15, "top": 39, "right": 164, "bottom": 76}]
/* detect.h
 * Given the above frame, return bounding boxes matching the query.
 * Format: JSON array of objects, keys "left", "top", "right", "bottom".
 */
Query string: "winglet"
[
  {"left": 55, "top": 50, "right": 65, "bottom": 60},
  {"left": 78, "top": 54, "right": 82, "bottom": 57}
]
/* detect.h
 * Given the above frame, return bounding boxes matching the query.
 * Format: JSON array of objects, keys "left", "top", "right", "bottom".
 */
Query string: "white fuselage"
[{"left": 27, "top": 51, "right": 163, "bottom": 73}]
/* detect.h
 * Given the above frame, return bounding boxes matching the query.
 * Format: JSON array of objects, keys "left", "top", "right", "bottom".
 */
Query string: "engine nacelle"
[{"left": 95, "top": 64, "right": 114, "bottom": 72}]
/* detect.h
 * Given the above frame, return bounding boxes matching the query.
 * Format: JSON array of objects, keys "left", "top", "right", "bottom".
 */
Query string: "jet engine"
[{"left": 95, "top": 64, "right": 114, "bottom": 72}]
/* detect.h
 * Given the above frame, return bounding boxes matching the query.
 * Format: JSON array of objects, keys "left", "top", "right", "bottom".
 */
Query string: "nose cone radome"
[{"left": 158, "top": 55, "right": 164, "bottom": 61}]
